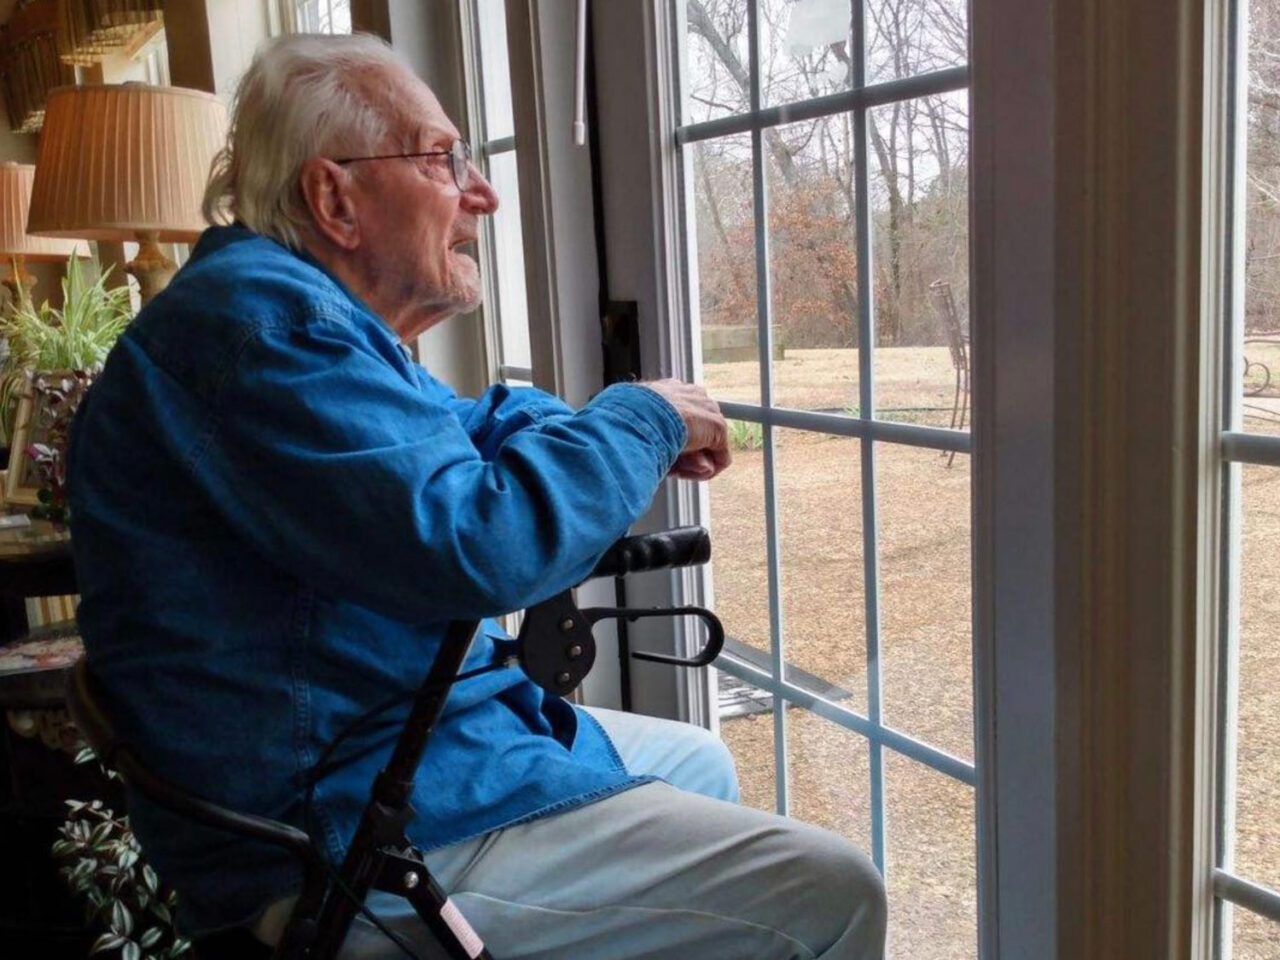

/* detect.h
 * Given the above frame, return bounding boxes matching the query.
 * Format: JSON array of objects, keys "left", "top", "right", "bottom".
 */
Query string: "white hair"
[{"left": 202, "top": 33, "right": 410, "bottom": 250}]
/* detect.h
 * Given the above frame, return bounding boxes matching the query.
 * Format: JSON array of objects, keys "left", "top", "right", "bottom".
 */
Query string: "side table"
[{"left": 0, "top": 520, "right": 107, "bottom": 958}]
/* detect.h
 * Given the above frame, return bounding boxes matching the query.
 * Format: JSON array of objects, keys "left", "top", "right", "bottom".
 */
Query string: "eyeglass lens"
[{"left": 452, "top": 141, "right": 471, "bottom": 191}]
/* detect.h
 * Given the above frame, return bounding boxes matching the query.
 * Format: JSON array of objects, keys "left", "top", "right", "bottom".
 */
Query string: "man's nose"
[{"left": 461, "top": 164, "right": 499, "bottom": 215}]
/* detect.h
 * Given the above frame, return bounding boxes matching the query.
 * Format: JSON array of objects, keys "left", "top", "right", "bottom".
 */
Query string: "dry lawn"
[{"left": 702, "top": 346, "right": 1280, "bottom": 960}]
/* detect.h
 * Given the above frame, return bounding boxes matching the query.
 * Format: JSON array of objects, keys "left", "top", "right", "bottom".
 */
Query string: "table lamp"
[
  {"left": 26, "top": 83, "right": 228, "bottom": 304},
  {"left": 0, "top": 162, "right": 85, "bottom": 304}
]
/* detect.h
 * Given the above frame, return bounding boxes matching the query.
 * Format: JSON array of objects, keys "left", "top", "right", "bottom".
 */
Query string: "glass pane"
[
  {"left": 1232, "top": 464, "right": 1280, "bottom": 892},
  {"left": 765, "top": 118, "right": 862, "bottom": 412},
  {"left": 682, "top": 0, "right": 752, "bottom": 124},
  {"left": 296, "top": 0, "right": 351, "bottom": 34},
  {"left": 1230, "top": 902, "right": 1280, "bottom": 960},
  {"left": 878, "top": 446, "right": 972, "bottom": 761},
  {"left": 476, "top": 0, "right": 515, "bottom": 142},
  {"left": 869, "top": 91, "right": 970, "bottom": 428},
  {"left": 759, "top": 0, "right": 854, "bottom": 110},
  {"left": 776, "top": 428, "right": 868, "bottom": 714},
  {"left": 486, "top": 151, "right": 531, "bottom": 370},
  {"left": 708, "top": 430, "right": 771, "bottom": 662},
  {"left": 885, "top": 750, "right": 976, "bottom": 960},
  {"left": 865, "top": 0, "right": 968, "bottom": 86},
  {"left": 717, "top": 674, "right": 778, "bottom": 812},
  {"left": 1242, "top": 1, "right": 1280, "bottom": 431},
  {"left": 786, "top": 706, "right": 872, "bottom": 855},
  {"left": 693, "top": 135, "right": 761, "bottom": 406}
]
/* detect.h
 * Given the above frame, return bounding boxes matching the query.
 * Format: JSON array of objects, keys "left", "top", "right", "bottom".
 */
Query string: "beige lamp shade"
[
  {"left": 0, "top": 162, "right": 86, "bottom": 260},
  {"left": 27, "top": 83, "right": 227, "bottom": 243}
]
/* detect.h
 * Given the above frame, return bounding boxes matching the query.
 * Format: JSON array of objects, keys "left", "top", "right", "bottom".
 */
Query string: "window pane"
[
  {"left": 708, "top": 430, "right": 771, "bottom": 662},
  {"left": 878, "top": 445, "right": 972, "bottom": 761},
  {"left": 765, "top": 118, "right": 862, "bottom": 412},
  {"left": 869, "top": 91, "right": 970, "bottom": 429},
  {"left": 885, "top": 750, "right": 976, "bottom": 960},
  {"left": 486, "top": 151, "right": 531, "bottom": 370},
  {"left": 1242, "top": 0, "right": 1280, "bottom": 427},
  {"left": 476, "top": 0, "right": 515, "bottom": 141},
  {"left": 865, "top": 0, "right": 968, "bottom": 86},
  {"left": 693, "top": 134, "right": 761, "bottom": 405},
  {"left": 758, "top": 0, "right": 854, "bottom": 110},
  {"left": 717, "top": 675, "right": 778, "bottom": 811},
  {"left": 1232, "top": 464, "right": 1280, "bottom": 892},
  {"left": 683, "top": 0, "right": 751, "bottom": 124},
  {"left": 787, "top": 706, "right": 872, "bottom": 855},
  {"left": 776, "top": 428, "right": 868, "bottom": 715},
  {"left": 1230, "top": 903, "right": 1280, "bottom": 960},
  {"left": 296, "top": 0, "right": 351, "bottom": 34}
]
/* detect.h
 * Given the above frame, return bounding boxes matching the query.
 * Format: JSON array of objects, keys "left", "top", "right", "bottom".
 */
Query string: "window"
[
  {"left": 465, "top": 0, "right": 533, "bottom": 387},
  {"left": 674, "top": 1, "right": 974, "bottom": 956},
  {"left": 292, "top": 0, "right": 351, "bottom": 35},
  {"left": 1213, "top": 0, "right": 1280, "bottom": 954}
]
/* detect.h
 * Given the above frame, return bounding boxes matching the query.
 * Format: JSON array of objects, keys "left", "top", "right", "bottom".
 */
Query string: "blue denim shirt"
[{"left": 67, "top": 225, "right": 686, "bottom": 935}]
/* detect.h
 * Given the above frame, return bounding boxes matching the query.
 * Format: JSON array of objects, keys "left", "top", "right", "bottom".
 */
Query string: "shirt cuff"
[{"left": 587, "top": 383, "right": 688, "bottom": 463}]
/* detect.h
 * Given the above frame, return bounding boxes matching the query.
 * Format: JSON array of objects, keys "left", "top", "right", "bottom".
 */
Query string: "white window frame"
[
  {"left": 1209, "top": 0, "right": 1280, "bottom": 950},
  {"left": 448, "top": 0, "right": 1234, "bottom": 952},
  {"left": 588, "top": 1, "right": 1223, "bottom": 959}
]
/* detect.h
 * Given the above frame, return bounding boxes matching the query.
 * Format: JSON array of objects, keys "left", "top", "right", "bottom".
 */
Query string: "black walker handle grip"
[{"left": 587, "top": 526, "right": 711, "bottom": 580}]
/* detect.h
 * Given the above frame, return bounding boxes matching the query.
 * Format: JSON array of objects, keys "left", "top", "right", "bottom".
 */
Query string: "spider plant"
[{"left": 0, "top": 258, "right": 131, "bottom": 447}]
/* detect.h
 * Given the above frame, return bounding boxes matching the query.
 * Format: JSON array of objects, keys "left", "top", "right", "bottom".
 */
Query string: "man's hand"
[{"left": 640, "top": 379, "right": 732, "bottom": 482}]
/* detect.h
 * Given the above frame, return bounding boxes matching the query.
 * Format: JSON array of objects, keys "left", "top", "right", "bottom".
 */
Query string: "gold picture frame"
[{"left": 2, "top": 369, "right": 76, "bottom": 509}]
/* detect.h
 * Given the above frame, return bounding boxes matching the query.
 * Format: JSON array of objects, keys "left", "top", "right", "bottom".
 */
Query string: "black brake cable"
[{"left": 299, "top": 658, "right": 511, "bottom": 959}]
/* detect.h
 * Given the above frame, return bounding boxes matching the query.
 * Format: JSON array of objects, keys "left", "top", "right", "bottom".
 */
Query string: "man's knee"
[{"left": 788, "top": 829, "right": 887, "bottom": 960}]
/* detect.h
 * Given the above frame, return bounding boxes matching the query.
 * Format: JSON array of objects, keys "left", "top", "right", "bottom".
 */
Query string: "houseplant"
[
  {"left": 51, "top": 748, "right": 191, "bottom": 960},
  {"left": 0, "top": 258, "right": 131, "bottom": 517}
]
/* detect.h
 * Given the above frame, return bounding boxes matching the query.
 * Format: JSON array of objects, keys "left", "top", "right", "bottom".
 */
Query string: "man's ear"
[{"left": 299, "top": 158, "right": 361, "bottom": 250}]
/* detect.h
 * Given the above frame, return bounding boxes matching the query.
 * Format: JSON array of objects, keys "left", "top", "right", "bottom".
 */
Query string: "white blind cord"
[{"left": 573, "top": 0, "right": 587, "bottom": 146}]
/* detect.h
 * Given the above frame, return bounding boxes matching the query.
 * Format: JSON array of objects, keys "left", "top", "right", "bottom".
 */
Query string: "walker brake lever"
[
  {"left": 517, "top": 594, "right": 724, "bottom": 696},
  {"left": 580, "top": 606, "right": 724, "bottom": 668}
]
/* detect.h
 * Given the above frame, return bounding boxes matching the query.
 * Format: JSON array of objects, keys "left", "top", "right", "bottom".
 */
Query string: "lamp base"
[{"left": 126, "top": 234, "right": 177, "bottom": 305}]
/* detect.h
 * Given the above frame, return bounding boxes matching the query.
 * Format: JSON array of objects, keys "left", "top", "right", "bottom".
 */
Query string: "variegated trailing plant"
[{"left": 51, "top": 747, "right": 190, "bottom": 960}]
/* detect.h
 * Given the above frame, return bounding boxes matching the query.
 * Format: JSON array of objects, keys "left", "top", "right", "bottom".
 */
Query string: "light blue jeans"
[{"left": 329, "top": 707, "right": 886, "bottom": 959}]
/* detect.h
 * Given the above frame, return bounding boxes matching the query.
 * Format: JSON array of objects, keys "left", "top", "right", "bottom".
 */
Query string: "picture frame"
[{"left": 2, "top": 370, "right": 79, "bottom": 509}]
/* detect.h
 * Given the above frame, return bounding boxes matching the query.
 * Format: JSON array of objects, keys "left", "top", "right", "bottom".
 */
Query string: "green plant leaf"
[
  {"left": 122, "top": 940, "right": 141, "bottom": 960},
  {"left": 142, "top": 865, "right": 158, "bottom": 895},
  {"left": 110, "top": 899, "right": 134, "bottom": 936},
  {"left": 118, "top": 849, "right": 140, "bottom": 871},
  {"left": 90, "top": 933, "right": 126, "bottom": 955},
  {"left": 152, "top": 901, "right": 171, "bottom": 925},
  {"left": 138, "top": 927, "right": 162, "bottom": 949}
]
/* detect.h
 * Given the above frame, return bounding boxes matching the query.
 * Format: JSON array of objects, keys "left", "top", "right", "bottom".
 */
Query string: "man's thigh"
[
  {"left": 342, "top": 782, "right": 885, "bottom": 960},
  {"left": 579, "top": 705, "right": 740, "bottom": 802}
]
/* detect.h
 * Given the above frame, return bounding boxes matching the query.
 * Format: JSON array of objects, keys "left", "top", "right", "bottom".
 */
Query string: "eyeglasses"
[{"left": 332, "top": 139, "right": 473, "bottom": 191}]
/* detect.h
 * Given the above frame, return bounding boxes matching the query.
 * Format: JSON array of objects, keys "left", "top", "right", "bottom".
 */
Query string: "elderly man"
[{"left": 68, "top": 32, "right": 885, "bottom": 960}]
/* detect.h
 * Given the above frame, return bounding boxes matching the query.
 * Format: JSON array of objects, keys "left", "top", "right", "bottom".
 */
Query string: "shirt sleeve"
[
  {"left": 413, "top": 368, "right": 580, "bottom": 460},
  {"left": 186, "top": 316, "right": 686, "bottom": 623}
]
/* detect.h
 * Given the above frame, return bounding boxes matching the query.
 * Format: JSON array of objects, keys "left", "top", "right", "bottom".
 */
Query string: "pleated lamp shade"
[
  {"left": 0, "top": 163, "right": 86, "bottom": 261},
  {"left": 26, "top": 83, "right": 226, "bottom": 304},
  {"left": 28, "top": 83, "right": 227, "bottom": 243},
  {"left": 0, "top": 160, "right": 86, "bottom": 301}
]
